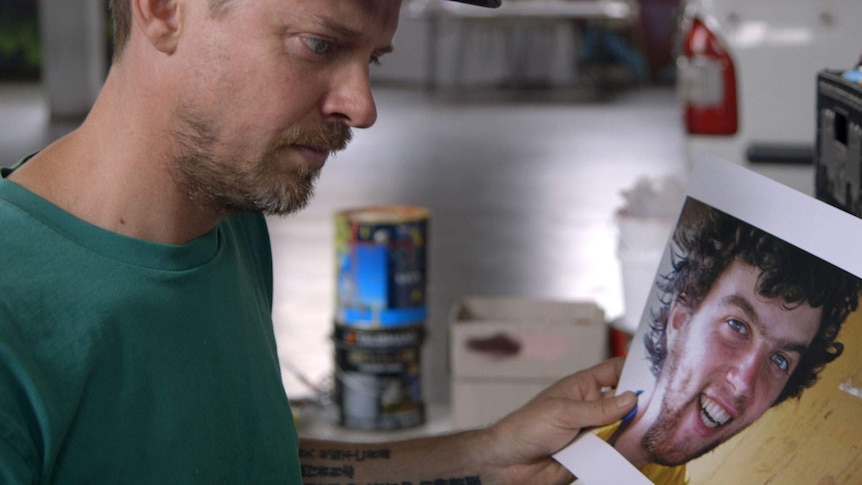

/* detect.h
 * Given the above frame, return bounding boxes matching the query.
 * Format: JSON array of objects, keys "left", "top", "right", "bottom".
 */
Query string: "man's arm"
[{"left": 299, "top": 358, "right": 637, "bottom": 485}]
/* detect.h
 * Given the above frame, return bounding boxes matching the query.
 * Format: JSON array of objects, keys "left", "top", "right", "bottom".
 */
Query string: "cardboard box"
[{"left": 449, "top": 296, "right": 608, "bottom": 430}]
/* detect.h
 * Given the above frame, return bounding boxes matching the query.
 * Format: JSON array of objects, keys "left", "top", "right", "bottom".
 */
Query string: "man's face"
[
  {"left": 643, "top": 259, "right": 821, "bottom": 466},
  {"left": 167, "top": 0, "right": 401, "bottom": 215}
]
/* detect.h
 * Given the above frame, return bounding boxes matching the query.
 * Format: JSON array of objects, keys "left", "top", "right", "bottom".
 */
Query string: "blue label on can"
[{"left": 335, "top": 208, "right": 428, "bottom": 328}]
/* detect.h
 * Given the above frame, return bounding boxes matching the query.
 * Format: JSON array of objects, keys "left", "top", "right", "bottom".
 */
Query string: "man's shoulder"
[
  {"left": 0, "top": 181, "right": 56, "bottom": 282},
  {"left": 641, "top": 462, "right": 689, "bottom": 485}
]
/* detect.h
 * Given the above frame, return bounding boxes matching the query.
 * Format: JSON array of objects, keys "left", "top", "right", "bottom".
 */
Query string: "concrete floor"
[{"left": 0, "top": 81, "right": 687, "bottom": 416}]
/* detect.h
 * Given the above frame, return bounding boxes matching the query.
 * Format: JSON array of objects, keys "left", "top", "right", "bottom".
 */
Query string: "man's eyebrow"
[
  {"left": 307, "top": 14, "right": 394, "bottom": 54},
  {"left": 723, "top": 294, "right": 757, "bottom": 323},
  {"left": 376, "top": 45, "right": 395, "bottom": 56},
  {"left": 781, "top": 341, "right": 809, "bottom": 356},
  {"left": 723, "top": 294, "right": 810, "bottom": 355},
  {"left": 309, "top": 14, "right": 361, "bottom": 39}
]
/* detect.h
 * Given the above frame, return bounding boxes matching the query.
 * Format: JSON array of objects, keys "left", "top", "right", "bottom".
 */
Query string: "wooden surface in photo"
[{"left": 687, "top": 309, "right": 862, "bottom": 484}]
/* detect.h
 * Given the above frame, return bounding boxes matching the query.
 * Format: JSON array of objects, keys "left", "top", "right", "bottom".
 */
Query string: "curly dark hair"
[{"left": 644, "top": 198, "right": 862, "bottom": 406}]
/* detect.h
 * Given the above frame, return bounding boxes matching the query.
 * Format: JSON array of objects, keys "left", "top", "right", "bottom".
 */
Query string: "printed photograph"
[{"left": 605, "top": 196, "right": 862, "bottom": 484}]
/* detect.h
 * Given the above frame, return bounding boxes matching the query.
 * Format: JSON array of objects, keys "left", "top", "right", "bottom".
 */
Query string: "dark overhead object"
[{"left": 447, "top": 0, "right": 502, "bottom": 8}]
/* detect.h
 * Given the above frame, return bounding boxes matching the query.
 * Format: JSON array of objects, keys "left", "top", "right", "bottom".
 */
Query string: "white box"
[{"left": 449, "top": 296, "right": 608, "bottom": 430}]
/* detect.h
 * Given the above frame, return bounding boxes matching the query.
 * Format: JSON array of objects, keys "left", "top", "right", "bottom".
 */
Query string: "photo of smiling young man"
[{"left": 597, "top": 197, "right": 862, "bottom": 484}]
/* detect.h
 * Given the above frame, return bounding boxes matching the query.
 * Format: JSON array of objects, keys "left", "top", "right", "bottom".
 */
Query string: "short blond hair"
[{"left": 108, "top": 0, "right": 237, "bottom": 61}]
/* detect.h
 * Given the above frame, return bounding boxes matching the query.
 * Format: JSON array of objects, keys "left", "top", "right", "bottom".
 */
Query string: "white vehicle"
[{"left": 676, "top": 0, "right": 862, "bottom": 195}]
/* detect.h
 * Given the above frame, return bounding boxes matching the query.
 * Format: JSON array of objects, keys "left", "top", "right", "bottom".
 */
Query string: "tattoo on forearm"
[
  {"left": 303, "top": 477, "right": 482, "bottom": 485},
  {"left": 301, "top": 448, "right": 392, "bottom": 461},
  {"left": 299, "top": 447, "right": 481, "bottom": 484},
  {"left": 301, "top": 464, "right": 355, "bottom": 479}
]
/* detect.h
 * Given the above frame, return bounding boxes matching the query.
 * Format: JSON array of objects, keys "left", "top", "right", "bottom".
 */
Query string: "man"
[
  {"left": 0, "top": 0, "right": 637, "bottom": 483},
  {"left": 599, "top": 198, "right": 862, "bottom": 483}
]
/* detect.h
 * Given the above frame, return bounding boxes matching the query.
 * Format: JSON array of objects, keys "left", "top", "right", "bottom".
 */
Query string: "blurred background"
[{"left": 3, "top": 0, "right": 856, "bottom": 439}]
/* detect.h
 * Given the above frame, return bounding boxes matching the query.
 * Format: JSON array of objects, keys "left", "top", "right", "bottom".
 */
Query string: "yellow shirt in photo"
[{"left": 593, "top": 421, "right": 690, "bottom": 485}]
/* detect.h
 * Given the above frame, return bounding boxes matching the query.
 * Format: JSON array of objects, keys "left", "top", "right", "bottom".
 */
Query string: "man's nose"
[
  {"left": 322, "top": 66, "right": 378, "bottom": 129},
  {"left": 726, "top": 350, "right": 761, "bottom": 401}
]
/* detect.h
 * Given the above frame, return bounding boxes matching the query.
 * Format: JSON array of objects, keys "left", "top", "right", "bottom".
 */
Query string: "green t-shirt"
[{"left": 0, "top": 171, "right": 301, "bottom": 483}]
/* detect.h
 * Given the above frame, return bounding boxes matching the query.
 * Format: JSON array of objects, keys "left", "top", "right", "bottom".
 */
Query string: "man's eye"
[
  {"left": 727, "top": 318, "right": 748, "bottom": 335},
  {"left": 770, "top": 353, "right": 790, "bottom": 372},
  {"left": 302, "top": 37, "right": 333, "bottom": 55}
]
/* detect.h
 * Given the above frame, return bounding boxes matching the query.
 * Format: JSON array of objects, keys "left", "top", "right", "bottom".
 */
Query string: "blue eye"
[
  {"left": 727, "top": 318, "right": 748, "bottom": 335},
  {"left": 771, "top": 353, "right": 790, "bottom": 372},
  {"left": 302, "top": 37, "right": 333, "bottom": 55}
]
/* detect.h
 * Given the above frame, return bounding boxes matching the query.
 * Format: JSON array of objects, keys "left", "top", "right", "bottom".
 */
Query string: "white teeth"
[{"left": 699, "top": 395, "right": 731, "bottom": 429}]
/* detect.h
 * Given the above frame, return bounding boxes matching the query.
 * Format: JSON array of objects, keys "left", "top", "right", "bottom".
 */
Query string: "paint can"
[
  {"left": 334, "top": 206, "right": 429, "bottom": 329},
  {"left": 332, "top": 324, "right": 425, "bottom": 430}
]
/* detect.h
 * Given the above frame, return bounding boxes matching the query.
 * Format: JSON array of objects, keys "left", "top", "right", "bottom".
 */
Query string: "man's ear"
[
  {"left": 132, "top": 0, "right": 182, "bottom": 55},
  {"left": 666, "top": 296, "right": 691, "bottom": 342}
]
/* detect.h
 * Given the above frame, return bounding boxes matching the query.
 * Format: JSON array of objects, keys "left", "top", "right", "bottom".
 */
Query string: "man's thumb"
[{"left": 596, "top": 391, "right": 638, "bottom": 422}]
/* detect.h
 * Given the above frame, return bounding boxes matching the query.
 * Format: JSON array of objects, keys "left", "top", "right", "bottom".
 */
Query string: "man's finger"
[
  {"left": 560, "top": 391, "right": 637, "bottom": 433},
  {"left": 548, "top": 357, "right": 627, "bottom": 401}
]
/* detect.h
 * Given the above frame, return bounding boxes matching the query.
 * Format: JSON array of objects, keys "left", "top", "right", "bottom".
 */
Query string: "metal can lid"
[{"left": 337, "top": 205, "right": 429, "bottom": 224}]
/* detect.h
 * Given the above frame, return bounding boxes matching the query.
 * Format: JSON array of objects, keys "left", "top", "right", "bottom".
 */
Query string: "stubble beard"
[
  {"left": 169, "top": 106, "right": 352, "bottom": 216},
  {"left": 641, "top": 347, "right": 722, "bottom": 467},
  {"left": 641, "top": 393, "right": 697, "bottom": 466}
]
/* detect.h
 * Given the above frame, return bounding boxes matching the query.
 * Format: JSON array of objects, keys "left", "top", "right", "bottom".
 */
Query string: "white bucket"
[{"left": 616, "top": 215, "right": 673, "bottom": 334}]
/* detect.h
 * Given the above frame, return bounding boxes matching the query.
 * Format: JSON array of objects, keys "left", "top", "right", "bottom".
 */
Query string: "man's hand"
[
  {"left": 477, "top": 357, "right": 637, "bottom": 484},
  {"left": 298, "top": 358, "right": 635, "bottom": 485}
]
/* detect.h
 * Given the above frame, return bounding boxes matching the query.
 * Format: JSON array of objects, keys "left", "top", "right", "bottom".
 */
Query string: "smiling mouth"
[{"left": 699, "top": 394, "right": 732, "bottom": 429}]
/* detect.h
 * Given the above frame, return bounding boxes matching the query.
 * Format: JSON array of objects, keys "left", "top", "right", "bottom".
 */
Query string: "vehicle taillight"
[{"left": 678, "top": 18, "right": 738, "bottom": 135}]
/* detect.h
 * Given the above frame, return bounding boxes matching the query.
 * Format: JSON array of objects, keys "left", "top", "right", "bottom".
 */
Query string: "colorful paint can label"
[
  {"left": 333, "top": 325, "right": 425, "bottom": 430},
  {"left": 335, "top": 206, "right": 429, "bottom": 328}
]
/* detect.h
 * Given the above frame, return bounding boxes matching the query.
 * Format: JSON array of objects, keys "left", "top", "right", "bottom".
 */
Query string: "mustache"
[{"left": 274, "top": 122, "right": 353, "bottom": 154}]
